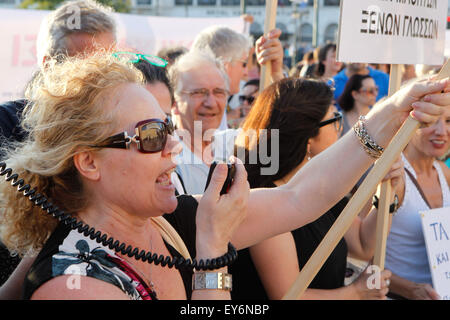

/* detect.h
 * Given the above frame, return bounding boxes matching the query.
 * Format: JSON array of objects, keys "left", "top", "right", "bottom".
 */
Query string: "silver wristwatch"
[{"left": 192, "top": 272, "right": 233, "bottom": 291}]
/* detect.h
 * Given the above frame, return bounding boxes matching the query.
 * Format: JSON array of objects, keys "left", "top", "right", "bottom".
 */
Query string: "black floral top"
[{"left": 22, "top": 195, "right": 198, "bottom": 300}]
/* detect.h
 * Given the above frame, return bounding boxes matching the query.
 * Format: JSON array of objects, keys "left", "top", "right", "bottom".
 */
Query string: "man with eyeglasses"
[
  {"left": 168, "top": 50, "right": 231, "bottom": 195},
  {"left": 191, "top": 26, "right": 284, "bottom": 131},
  {"left": 169, "top": 33, "right": 285, "bottom": 195}
]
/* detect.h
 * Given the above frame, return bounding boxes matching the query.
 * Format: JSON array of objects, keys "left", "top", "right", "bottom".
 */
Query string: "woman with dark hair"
[
  {"left": 228, "top": 79, "right": 260, "bottom": 129},
  {"left": 337, "top": 74, "right": 378, "bottom": 135},
  {"left": 230, "top": 78, "right": 404, "bottom": 300},
  {"left": 314, "top": 43, "right": 343, "bottom": 80}
]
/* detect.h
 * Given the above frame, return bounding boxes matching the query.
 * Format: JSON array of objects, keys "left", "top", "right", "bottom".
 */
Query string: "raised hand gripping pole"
[
  {"left": 283, "top": 59, "right": 450, "bottom": 300},
  {"left": 259, "top": 0, "right": 278, "bottom": 92}
]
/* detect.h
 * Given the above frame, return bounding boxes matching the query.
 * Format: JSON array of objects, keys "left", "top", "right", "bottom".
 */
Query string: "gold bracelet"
[
  {"left": 353, "top": 116, "right": 384, "bottom": 159},
  {"left": 192, "top": 272, "right": 232, "bottom": 291}
]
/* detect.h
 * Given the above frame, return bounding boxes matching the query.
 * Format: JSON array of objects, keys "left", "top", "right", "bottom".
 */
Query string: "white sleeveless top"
[{"left": 385, "top": 154, "right": 450, "bottom": 285}]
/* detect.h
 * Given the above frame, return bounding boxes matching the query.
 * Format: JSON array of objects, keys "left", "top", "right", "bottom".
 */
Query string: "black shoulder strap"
[
  {"left": 404, "top": 167, "right": 432, "bottom": 209},
  {"left": 174, "top": 171, "right": 186, "bottom": 196}
]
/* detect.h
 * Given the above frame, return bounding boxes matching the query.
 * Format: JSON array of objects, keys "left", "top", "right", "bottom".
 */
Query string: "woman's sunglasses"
[
  {"left": 359, "top": 87, "right": 379, "bottom": 96},
  {"left": 318, "top": 111, "right": 343, "bottom": 132},
  {"left": 112, "top": 51, "right": 168, "bottom": 68},
  {"left": 92, "top": 117, "right": 175, "bottom": 153},
  {"left": 239, "top": 95, "right": 255, "bottom": 105}
]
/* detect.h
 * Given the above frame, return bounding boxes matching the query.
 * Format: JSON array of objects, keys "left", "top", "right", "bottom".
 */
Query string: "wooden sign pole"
[
  {"left": 373, "top": 63, "right": 402, "bottom": 270},
  {"left": 283, "top": 117, "right": 420, "bottom": 299},
  {"left": 259, "top": 0, "right": 278, "bottom": 92},
  {"left": 282, "top": 60, "right": 450, "bottom": 300}
]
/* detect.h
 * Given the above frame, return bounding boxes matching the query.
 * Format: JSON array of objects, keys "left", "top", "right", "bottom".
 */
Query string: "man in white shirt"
[
  {"left": 168, "top": 50, "right": 231, "bottom": 194},
  {"left": 169, "top": 30, "right": 285, "bottom": 195}
]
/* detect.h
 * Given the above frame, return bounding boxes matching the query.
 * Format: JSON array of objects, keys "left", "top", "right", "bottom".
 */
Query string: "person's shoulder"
[
  {"left": 368, "top": 67, "right": 389, "bottom": 80},
  {"left": 30, "top": 275, "right": 130, "bottom": 300},
  {"left": 0, "top": 99, "right": 28, "bottom": 139},
  {"left": 437, "top": 160, "right": 450, "bottom": 185},
  {"left": 164, "top": 195, "right": 198, "bottom": 224},
  {"left": 333, "top": 69, "right": 347, "bottom": 81},
  {"left": 173, "top": 194, "right": 198, "bottom": 216},
  {"left": 0, "top": 99, "right": 28, "bottom": 114}
]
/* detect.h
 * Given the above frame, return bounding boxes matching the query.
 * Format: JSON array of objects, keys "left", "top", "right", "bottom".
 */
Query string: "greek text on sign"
[
  {"left": 421, "top": 207, "right": 450, "bottom": 300},
  {"left": 337, "top": 0, "right": 447, "bottom": 65}
]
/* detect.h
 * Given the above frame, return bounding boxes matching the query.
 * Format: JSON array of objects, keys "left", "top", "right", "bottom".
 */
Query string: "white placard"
[
  {"left": 337, "top": 0, "right": 448, "bottom": 65},
  {"left": 0, "top": 8, "right": 244, "bottom": 102},
  {"left": 421, "top": 207, "right": 450, "bottom": 300}
]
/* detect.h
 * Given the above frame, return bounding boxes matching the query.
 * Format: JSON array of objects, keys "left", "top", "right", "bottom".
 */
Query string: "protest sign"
[
  {"left": 283, "top": 56, "right": 450, "bottom": 300},
  {"left": 0, "top": 8, "right": 244, "bottom": 101},
  {"left": 421, "top": 207, "right": 450, "bottom": 300},
  {"left": 337, "top": 0, "right": 447, "bottom": 65},
  {"left": 336, "top": 0, "right": 448, "bottom": 273}
]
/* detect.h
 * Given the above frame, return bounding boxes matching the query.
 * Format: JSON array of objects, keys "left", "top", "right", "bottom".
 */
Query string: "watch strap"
[
  {"left": 372, "top": 194, "right": 399, "bottom": 214},
  {"left": 192, "top": 272, "right": 232, "bottom": 291}
]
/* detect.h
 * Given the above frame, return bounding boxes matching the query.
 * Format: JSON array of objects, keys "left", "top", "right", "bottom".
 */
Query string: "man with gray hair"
[
  {"left": 0, "top": 0, "right": 117, "bottom": 144},
  {"left": 0, "top": 0, "right": 117, "bottom": 299},
  {"left": 191, "top": 26, "right": 284, "bottom": 130},
  {"left": 192, "top": 26, "right": 251, "bottom": 96},
  {"left": 37, "top": 0, "right": 116, "bottom": 67},
  {"left": 169, "top": 49, "right": 231, "bottom": 195},
  {"left": 170, "top": 28, "right": 285, "bottom": 195}
]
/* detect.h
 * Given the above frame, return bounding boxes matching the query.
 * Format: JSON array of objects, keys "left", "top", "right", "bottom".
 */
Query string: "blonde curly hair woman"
[{"left": 0, "top": 52, "right": 448, "bottom": 300}]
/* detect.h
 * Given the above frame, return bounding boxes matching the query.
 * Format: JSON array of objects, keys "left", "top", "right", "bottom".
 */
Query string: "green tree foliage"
[{"left": 19, "top": 0, "right": 131, "bottom": 13}]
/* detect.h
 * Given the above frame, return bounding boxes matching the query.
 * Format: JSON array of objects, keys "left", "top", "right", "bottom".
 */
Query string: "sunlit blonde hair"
[{"left": 0, "top": 52, "right": 144, "bottom": 256}]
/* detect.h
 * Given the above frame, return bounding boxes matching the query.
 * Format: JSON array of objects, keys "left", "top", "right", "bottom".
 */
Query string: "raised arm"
[
  {"left": 345, "top": 156, "right": 405, "bottom": 261},
  {"left": 232, "top": 78, "right": 450, "bottom": 250}
]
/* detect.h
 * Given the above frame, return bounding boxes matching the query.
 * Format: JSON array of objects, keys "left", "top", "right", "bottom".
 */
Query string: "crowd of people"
[{"left": 0, "top": 0, "right": 448, "bottom": 301}]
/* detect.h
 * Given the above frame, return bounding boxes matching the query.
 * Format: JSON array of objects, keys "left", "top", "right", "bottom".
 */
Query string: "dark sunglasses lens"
[
  {"left": 239, "top": 96, "right": 254, "bottom": 104},
  {"left": 139, "top": 122, "right": 166, "bottom": 152}
]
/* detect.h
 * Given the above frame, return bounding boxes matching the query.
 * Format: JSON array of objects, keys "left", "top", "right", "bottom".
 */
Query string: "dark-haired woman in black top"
[{"left": 231, "top": 78, "right": 402, "bottom": 300}]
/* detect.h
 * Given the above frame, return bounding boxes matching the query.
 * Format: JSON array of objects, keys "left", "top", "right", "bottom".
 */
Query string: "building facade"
[
  {"left": 132, "top": 0, "right": 341, "bottom": 48},
  {"left": 2, "top": 0, "right": 450, "bottom": 49}
]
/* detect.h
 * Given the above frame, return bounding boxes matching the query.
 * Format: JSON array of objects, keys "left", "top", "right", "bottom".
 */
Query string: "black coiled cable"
[{"left": 0, "top": 162, "right": 237, "bottom": 271}]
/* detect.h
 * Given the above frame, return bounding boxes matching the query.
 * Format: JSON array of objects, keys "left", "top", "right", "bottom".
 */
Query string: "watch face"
[{"left": 206, "top": 276, "right": 216, "bottom": 289}]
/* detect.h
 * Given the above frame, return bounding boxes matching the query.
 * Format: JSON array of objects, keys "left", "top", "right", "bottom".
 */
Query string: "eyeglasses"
[
  {"left": 91, "top": 117, "right": 175, "bottom": 153},
  {"left": 112, "top": 51, "right": 168, "bottom": 68},
  {"left": 180, "top": 88, "right": 229, "bottom": 101},
  {"left": 318, "top": 111, "right": 343, "bottom": 132},
  {"left": 359, "top": 87, "right": 379, "bottom": 96},
  {"left": 239, "top": 95, "right": 255, "bottom": 105}
]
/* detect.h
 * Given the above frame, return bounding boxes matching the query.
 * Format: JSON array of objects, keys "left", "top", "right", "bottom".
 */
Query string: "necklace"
[{"left": 117, "top": 226, "right": 158, "bottom": 298}]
